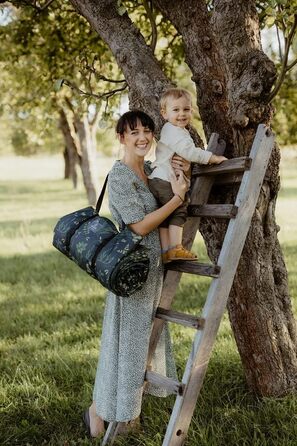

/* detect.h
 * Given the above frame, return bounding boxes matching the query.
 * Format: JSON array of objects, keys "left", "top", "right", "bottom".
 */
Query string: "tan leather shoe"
[{"left": 167, "top": 244, "right": 198, "bottom": 261}]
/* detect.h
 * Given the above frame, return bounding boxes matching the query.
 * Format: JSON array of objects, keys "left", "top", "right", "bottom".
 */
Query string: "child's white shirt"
[{"left": 148, "top": 122, "right": 212, "bottom": 182}]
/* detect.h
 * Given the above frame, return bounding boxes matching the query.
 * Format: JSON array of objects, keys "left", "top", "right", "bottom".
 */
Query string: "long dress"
[{"left": 93, "top": 160, "right": 177, "bottom": 422}]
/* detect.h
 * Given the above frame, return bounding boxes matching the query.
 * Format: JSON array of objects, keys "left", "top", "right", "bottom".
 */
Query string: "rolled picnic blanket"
[
  {"left": 53, "top": 207, "right": 150, "bottom": 296},
  {"left": 94, "top": 227, "right": 150, "bottom": 296}
]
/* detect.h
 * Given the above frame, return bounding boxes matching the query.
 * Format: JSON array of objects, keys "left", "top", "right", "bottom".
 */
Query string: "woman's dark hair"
[{"left": 116, "top": 110, "right": 155, "bottom": 135}]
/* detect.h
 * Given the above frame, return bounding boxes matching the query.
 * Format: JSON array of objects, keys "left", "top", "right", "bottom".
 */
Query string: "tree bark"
[
  {"left": 69, "top": 0, "right": 297, "bottom": 396},
  {"left": 58, "top": 108, "right": 79, "bottom": 189}
]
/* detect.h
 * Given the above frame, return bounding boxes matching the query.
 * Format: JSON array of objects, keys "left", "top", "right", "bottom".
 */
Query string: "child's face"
[
  {"left": 161, "top": 96, "right": 192, "bottom": 128},
  {"left": 119, "top": 119, "right": 154, "bottom": 158}
]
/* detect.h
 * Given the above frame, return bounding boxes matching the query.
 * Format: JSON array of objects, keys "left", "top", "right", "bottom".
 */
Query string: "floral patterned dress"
[{"left": 92, "top": 160, "right": 177, "bottom": 422}]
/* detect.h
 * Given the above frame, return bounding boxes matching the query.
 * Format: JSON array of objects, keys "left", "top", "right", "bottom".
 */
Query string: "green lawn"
[{"left": 0, "top": 153, "right": 296, "bottom": 446}]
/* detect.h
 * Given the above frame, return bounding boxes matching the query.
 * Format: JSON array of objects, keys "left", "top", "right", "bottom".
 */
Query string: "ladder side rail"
[
  {"left": 162, "top": 125, "right": 274, "bottom": 446},
  {"left": 146, "top": 134, "right": 226, "bottom": 366},
  {"left": 102, "top": 422, "right": 118, "bottom": 446}
]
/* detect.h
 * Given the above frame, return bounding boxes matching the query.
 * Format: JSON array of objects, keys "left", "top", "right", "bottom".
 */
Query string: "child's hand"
[{"left": 208, "top": 154, "right": 228, "bottom": 165}]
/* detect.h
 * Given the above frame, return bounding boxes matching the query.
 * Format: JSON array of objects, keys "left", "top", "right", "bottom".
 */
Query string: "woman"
[{"left": 84, "top": 110, "right": 189, "bottom": 437}]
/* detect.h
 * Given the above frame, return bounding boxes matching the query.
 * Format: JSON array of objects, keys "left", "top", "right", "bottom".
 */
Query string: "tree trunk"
[
  {"left": 59, "top": 109, "right": 79, "bottom": 188},
  {"left": 74, "top": 113, "right": 99, "bottom": 206},
  {"left": 63, "top": 146, "right": 70, "bottom": 179},
  {"left": 152, "top": 0, "right": 233, "bottom": 144},
  {"left": 156, "top": 0, "right": 297, "bottom": 395},
  {"left": 208, "top": 0, "right": 297, "bottom": 396},
  {"left": 69, "top": 0, "right": 297, "bottom": 396}
]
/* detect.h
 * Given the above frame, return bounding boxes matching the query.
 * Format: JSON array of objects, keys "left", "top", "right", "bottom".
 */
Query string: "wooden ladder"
[{"left": 102, "top": 124, "right": 275, "bottom": 446}]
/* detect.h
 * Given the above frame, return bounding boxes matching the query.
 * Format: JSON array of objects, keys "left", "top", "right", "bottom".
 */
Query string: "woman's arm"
[{"left": 129, "top": 174, "right": 188, "bottom": 236}]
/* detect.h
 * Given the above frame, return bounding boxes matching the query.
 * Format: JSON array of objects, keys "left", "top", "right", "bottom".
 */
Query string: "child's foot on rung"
[{"left": 167, "top": 244, "right": 198, "bottom": 261}]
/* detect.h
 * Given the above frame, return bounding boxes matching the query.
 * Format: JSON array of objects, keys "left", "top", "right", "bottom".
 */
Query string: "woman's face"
[{"left": 119, "top": 120, "right": 154, "bottom": 158}]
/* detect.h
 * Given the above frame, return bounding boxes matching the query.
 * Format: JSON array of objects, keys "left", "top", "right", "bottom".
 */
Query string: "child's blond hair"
[{"left": 160, "top": 88, "right": 192, "bottom": 111}]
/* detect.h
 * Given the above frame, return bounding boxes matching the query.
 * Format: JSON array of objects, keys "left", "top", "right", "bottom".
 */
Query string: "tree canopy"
[{"left": 1, "top": 0, "right": 295, "bottom": 157}]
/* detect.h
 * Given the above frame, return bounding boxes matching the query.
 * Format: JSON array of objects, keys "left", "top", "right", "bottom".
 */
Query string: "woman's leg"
[{"left": 88, "top": 401, "right": 105, "bottom": 437}]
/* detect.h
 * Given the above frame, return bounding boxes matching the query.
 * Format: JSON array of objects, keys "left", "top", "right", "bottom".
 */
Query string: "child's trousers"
[{"left": 148, "top": 178, "right": 188, "bottom": 228}]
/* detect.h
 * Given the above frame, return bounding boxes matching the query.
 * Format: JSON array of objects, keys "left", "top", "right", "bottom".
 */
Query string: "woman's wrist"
[{"left": 174, "top": 193, "right": 184, "bottom": 203}]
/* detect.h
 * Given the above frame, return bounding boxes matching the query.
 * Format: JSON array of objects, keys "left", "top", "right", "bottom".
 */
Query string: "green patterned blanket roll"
[
  {"left": 95, "top": 227, "right": 150, "bottom": 296},
  {"left": 53, "top": 206, "right": 150, "bottom": 296}
]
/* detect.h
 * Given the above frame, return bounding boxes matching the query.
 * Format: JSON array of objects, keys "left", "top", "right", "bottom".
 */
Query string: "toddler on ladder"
[{"left": 148, "top": 87, "right": 227, "bottom": 263}]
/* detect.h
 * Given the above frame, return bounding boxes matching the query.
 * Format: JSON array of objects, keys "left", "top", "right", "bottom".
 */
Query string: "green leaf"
[
  {"left": 117, "top": 0, "right": 127, "bottom": 16},
  {"left": 53, "top": 78, "right": 64, "bottom": 92},
  {"left": 266, "top": 16, "right": 276, "bottom": 27}
]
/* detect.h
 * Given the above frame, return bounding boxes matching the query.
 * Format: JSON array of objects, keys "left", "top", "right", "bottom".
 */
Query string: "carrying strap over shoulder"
[
  {"left": 95, "top": 174, "right": 109, "bottom": 214},
  {"left": 96, "top": 173, "right": 126, "bottom": 230}
]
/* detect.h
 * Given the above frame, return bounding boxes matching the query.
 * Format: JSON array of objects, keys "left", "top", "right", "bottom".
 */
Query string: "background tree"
[{"left": 0, "top": 2, "right": 127, "bottom": 203}]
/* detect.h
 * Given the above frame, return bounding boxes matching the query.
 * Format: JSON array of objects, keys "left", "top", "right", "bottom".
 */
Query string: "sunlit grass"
[{"left": 0, "top": 152, "right": 296, "bottom": 445}]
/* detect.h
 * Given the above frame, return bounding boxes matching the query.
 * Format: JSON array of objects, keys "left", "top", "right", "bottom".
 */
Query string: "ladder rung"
[
  {"left": 188, "top": 204, "right": 238, "bottom": 218},
  {"left": 145, "top": 370, "right": 184, "bottom": 395},
  {"left": 156, "top": 307, "right": 205, "bottom": 330},
  {"left": 192, "top": 156, "right": 251, "bottom": 177},
  {"left": 166, "top": 261, "right": 220, "bottom": 277}
]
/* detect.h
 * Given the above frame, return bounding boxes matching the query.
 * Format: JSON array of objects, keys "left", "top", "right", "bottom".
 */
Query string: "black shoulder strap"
[{"left": 95, "top": 174, "right": 109, "bottom": 213}]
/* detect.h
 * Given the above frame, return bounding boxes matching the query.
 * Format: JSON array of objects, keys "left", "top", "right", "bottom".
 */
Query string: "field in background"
[{"left": 0, "top": 152, "right": 296, "bottom": 445}]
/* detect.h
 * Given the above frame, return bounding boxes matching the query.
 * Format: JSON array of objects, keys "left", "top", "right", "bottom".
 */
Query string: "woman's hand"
[
  {"left": 170, "top": 171, "right": 189, "bottom": 202},
  {"left": 171, "top": 154, "right": 191, "bottom": 174}
]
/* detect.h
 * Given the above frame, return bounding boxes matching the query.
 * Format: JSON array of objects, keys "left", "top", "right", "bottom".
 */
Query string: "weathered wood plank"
[
  {"left": 146, "top": 134, "right": 226, "bottom": 368},
  {"left": 214, "top": 172, "right": 243, "bottom": 185},
  {"left": 212, "top": 169, "right": 271, "bottom": 186},
  {"left": 156, "top": 307, "right": 205, "bottom": 330},
  {"left": 166, "top": 261, "right": 220, "bottom": 277},
  {"left": 102, "top": 422, "right": 118, "bottom": 446},
  {"left": 145, "top": 371, "right": 184, "bottom": 396},
  {"left": 162, "top": 125, "right": 274, "bottom": 446},
  {"left": 188, "top": 204, "right": 238, "bottom": 218},
  {"left": 192, "top": 156, "right": 251, "bottom": 176}
]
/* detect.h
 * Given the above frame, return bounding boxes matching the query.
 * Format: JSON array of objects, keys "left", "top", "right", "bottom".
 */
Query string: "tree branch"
[
  {"left": 267, "top": 13, "right": 297, "bottom": 102},
  {"left": 276, "top": 26, "right": 283, "bottom": 61},
  {"left": 143, "top": 0, "right": 157, "bottom": 52},
  {"left": 14, "top": 0, "right": 55, "bottom": 10},
  {"left": 83, "top": 58, "right": 126, "bottom": 84},
  {"left": 286, "top": 58, "right": 297, "bottom": 72},
  {"left": 63, "top": 79, "right": 128, "bottom": 101},
  {"left": 39, "top": 0, "right": 55, "bottom": 10}
]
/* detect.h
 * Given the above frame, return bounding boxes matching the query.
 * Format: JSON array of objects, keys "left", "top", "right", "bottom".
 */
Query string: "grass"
[{"left": 0, "top": 152, "right": 296, "bottom": 445}]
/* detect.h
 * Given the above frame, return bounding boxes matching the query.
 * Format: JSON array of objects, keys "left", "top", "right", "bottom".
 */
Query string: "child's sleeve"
[{"left": 171, "top": 129, "right": 212, "bottom": 164}]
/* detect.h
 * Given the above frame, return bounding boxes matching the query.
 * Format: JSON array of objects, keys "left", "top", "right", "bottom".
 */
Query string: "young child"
[{"left": 148, "top": 87, "right": 227, "bottom": 263}]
